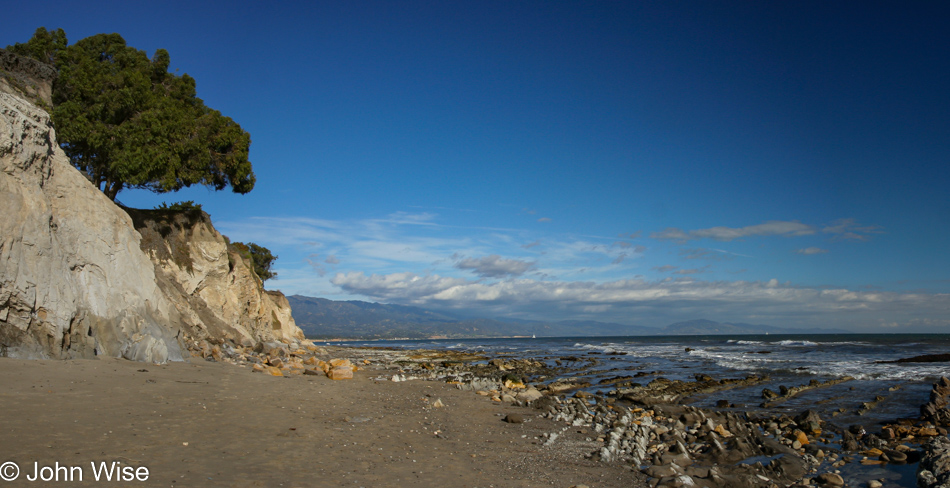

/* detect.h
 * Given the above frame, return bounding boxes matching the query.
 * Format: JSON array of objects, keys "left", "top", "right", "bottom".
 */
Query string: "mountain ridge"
[{"left": 287, "top": 295, "right": 851, "bottom": 339}]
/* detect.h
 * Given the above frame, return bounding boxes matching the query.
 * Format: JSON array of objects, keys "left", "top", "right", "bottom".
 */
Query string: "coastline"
[
  {"left": 3, "top": 337, "right": 949, "bottom": 488},
  {"left": 0, "top": 350, "right": 642, "bottom": 488}
]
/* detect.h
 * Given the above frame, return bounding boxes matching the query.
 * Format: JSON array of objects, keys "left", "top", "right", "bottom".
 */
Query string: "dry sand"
[{"left": 0, "top": 355, "right": 643, "bottom": 487}]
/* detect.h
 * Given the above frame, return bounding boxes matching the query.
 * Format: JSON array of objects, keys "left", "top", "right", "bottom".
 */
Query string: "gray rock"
[
  {"left": 816, "top": 472, "right": 844, "bottom": 486},
  {"left": 918, "top": 436, "right": 950, "bottom": 488},
  {"left": 504, "top": 413, "right": 524, "bottom": 424},
  {"left": 516, "top": 388, "right": 543, "bottom": 404}
]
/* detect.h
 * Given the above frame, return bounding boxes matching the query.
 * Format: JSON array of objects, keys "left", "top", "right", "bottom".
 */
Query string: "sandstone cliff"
[
  {"left": 0, "top": 50, "right": 303, "bottom": 362},
  {"left": 125, "top": 207, "right": 304, "bottom": 348}
]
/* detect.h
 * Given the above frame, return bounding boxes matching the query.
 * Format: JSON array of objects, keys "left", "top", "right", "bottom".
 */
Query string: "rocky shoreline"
[{"left": 201, "top": 340, "right": 950, "bottom": 488}]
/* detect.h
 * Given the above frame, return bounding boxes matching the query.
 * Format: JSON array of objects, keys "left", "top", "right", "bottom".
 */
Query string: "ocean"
[{"left": 335, "top": 333, "right": 950, "bottom": 487}]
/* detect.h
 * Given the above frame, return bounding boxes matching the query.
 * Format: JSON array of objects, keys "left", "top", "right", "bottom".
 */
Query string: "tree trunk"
[{"left": 104, "top": 180, "right": 122, "bottom": 201}]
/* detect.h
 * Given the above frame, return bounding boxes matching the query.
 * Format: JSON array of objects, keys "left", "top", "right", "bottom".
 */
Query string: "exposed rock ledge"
[{"left": 0, "top": 50, "right": 303, "bottom": 362}]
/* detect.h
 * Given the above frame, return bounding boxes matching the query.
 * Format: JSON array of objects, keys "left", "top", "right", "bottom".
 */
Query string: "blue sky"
[{"left": 6, "top": 1, "right": 949, "bottom": 331}]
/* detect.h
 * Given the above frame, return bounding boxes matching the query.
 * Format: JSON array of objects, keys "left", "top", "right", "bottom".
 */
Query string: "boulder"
[
  {"left": 328, "top": 366, "right": 353, "bottom": 380},
  {"left": 816, "top": 472, "right": 844, "bottom": 486},
  {"left": 516, "top": 388, "right": 544, "bottom": 404},
  {"left": 504, "top": 413, "right": 524, "bottom": 424}
]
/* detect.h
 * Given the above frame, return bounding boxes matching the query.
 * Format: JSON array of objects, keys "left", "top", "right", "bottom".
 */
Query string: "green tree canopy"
[{"left": 7, "top": 28, "right": 255, "bottom": 200}]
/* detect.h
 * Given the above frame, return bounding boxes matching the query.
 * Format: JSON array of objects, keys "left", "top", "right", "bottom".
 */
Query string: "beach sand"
[{"left": 0, "top": 355, "right": 643, "bottom": 487}]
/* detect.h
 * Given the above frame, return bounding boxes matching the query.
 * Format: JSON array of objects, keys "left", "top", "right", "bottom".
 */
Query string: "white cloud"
[
  {"left": 331, "top": 272, "right": 470, "bottom": 302},
  {"left": 796, "top": 247, "right": 828, "bottom": 255},
  {"left": 454, "top": 255, "right": 537, "bottom": 278},
  {"left": 330, "top": 271, "right": 950, "bottom": 328},
  {"left": 651, "top": 220, "right": 815, "bottom": 242}
]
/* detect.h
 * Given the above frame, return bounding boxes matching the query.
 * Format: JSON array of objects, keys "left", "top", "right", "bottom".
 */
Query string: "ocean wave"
[
  {"left": 573, "top": 343, "right": 622, "bottom": 354},
  {"left": 775, "top": 340, "right": 818, "bottom": 346}
]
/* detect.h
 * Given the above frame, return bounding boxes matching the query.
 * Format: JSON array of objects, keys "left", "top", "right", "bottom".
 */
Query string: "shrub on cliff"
[
  {"left": 7, "top": 28, "right": 255, "bottom": 200},
  {"left": 230, "top": 242, "right": 278, "bottom": 282}
]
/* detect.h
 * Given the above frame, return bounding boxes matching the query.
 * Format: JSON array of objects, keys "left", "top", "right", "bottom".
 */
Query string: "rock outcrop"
[
  {"left": 922, "top": 377, "right": 950, "bottom": 426},
  {"left": 919, "top": 436, "right": 950, "bottom": 488},
  {"left": 0, "top": 50, "right": 303, "bottom": 362},
  {"left": 0, "top": 63, "right": 183, "bottom": 362},
  {"left": 125, "top": 207, "right": 304, "bottom": 348},
  {"left": 0, "top": 49, "right": 55, "bottom": 109}
]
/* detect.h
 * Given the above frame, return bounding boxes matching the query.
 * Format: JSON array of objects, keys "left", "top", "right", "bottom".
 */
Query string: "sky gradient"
[{"left": 6, "top": 1, "right": 949, "bottom": 331}]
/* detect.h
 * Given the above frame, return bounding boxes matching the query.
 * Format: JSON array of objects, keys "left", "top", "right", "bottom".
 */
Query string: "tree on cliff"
[{"left": 7, "top": 28, "right": 255, "bottom": 200}]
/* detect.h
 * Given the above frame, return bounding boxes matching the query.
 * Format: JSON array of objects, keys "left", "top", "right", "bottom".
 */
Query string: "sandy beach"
[{"left": 0, "top": 352, "right": 642, "bottom": 488}]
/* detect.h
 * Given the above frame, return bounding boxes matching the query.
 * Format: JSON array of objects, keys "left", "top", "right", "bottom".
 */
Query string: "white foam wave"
[{"left": 775, "top": 340, "right": 818, "bottom": 346}]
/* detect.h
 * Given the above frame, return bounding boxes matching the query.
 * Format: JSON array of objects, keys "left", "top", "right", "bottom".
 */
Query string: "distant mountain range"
[{"left": 287, "top": 295, "right": 850, "bottom": 339}]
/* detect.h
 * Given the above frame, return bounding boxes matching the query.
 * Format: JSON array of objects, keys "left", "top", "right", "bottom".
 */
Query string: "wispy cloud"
[
  {"left": 651, "top": 220, "right": 815, "bottom": 242},
  {"left": 680, "top": 248, "right": 731, "bottom": 261},
  {"left": 674, "top": 266, "right": 710, "bottom": 275},
  {"left": 538, "top": 217, "right": 552, "bottom": 223},
  {"left": 216, "top": 213, "right": 641, "bottom": 289},
  {"left": 796, "top": 247, "right": 829, "bottom": 255},
  {"left": 822, "top": 218, "right": 884, "bottom": 241},
  {"left": 651, "top": 218, "right": 883, "bottom": 244},
  {"left": 454, "top": 255, "right": 537, "bottom": 278}
]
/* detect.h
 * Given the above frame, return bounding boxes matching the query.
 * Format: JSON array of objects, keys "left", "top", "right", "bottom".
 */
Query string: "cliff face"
[
  {"left": 0, "top": 50, "right": 303, "bottom": 362},
  {"left": 0, "top": 49, "right": 55, "bottom": 109},
  {"left": 0, "top": 85, "right": 184, "bottom": 362},
  {"left": 126, "top": 208, "right": 304, "bottom": 347}
]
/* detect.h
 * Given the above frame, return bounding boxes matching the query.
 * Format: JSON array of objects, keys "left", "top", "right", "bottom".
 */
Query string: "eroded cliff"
[
  {"left": 126, "top": 207, "right": 303, "bottom": 348},
  {"left": 0, "top": 50, "right": 303, "bottom": 362}
]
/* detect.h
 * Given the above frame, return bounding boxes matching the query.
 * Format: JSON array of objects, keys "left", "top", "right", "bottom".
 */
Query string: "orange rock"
[
  {"left": 714, "top": 424, "right": 734, "bottom": 438},
  {"left": 329, "top": 358, "right": 352, "bottom": 369},
  {"left": 268, "top": 358, "right": 284, "bottom": 368},
  {"left": 266, "top": 366, "right": 283, "bottom": 377},
  {"left": 252, "top": 363, "right": 264, "bottom": 372},
  {"left": 304, "top": 356, "right": 318, "bottom": 366},
  {"left": 862, "top": 448, "right": 884, "bottom": 457},
  {"left": 793, "top": 430, "right": 809, "bottom": 445},
  {"left": 919, "top": 427, "right": 939, "bottom": 437},
  {"left": 328, "top": 366, "right": 353, "bottom": 380}
]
